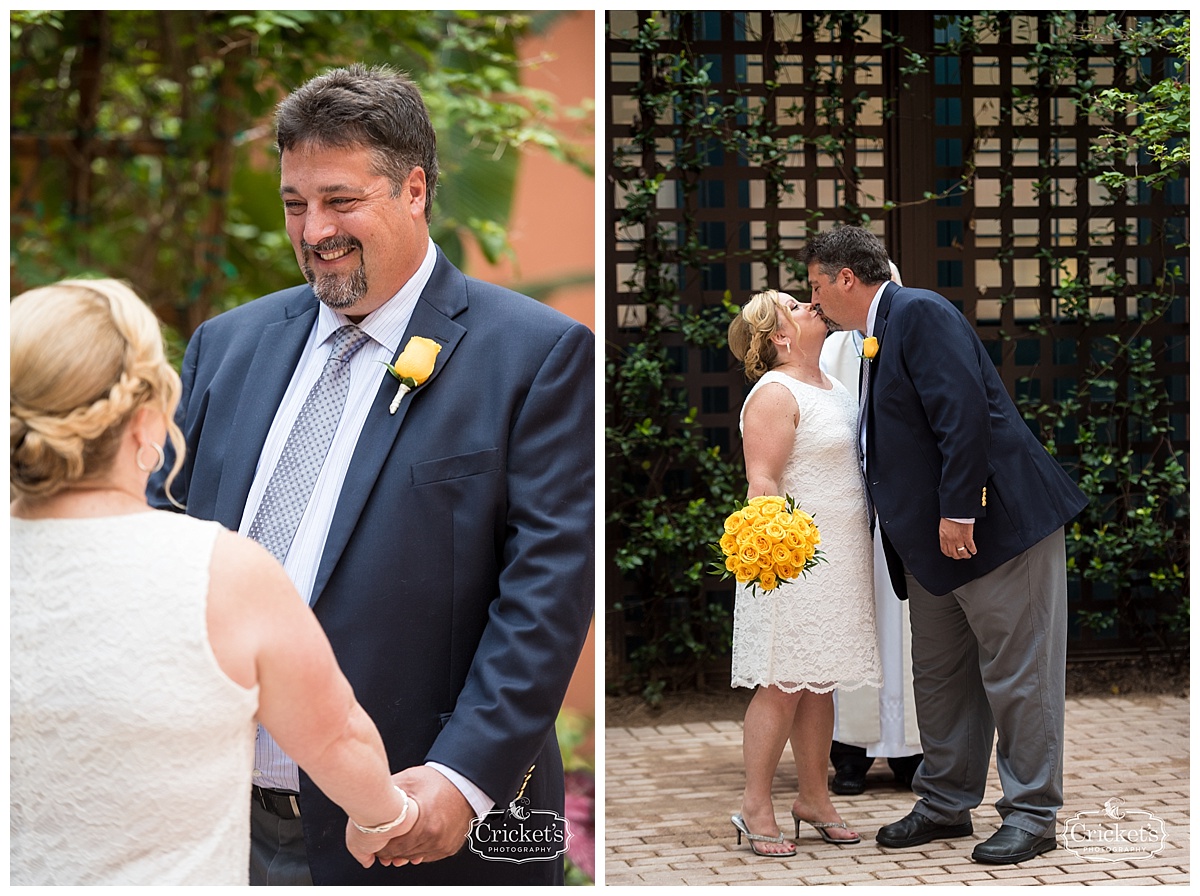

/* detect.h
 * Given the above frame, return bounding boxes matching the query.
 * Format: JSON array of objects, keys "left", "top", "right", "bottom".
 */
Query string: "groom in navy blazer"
[
  {"left": 802, "top": 227, "right": 1086, "bottom": 865},
  {"left": 149, "top": 65, "right": 593, "bottom": 884}
]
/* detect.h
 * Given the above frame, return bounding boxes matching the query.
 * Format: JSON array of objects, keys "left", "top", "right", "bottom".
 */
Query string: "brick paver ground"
[{"left": 603, "top": 695, "right": 1188, "bottom": 886}]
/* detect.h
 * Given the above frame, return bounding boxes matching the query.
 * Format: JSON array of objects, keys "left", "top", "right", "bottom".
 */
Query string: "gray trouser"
[
  {"left": 250, "top": 796, "right": 313, "bottom": 886},
  {"left": 905, "top": 528, "right": 1067, "bottom": 836}
]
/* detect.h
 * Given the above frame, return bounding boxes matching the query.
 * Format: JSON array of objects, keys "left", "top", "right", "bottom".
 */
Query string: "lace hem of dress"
[{"left": 730, "top": 676, "right": 883, "bottom": 695}]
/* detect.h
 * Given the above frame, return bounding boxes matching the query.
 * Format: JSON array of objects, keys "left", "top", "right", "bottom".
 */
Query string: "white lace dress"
[
  {"left": 730, "top": 371, "right": 882, "bottom": 693},
  {"left": 10, "top": 511, "right": 259, "bottom": 885}
]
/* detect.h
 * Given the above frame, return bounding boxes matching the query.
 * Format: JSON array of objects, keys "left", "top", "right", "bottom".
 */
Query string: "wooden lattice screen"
[{"left": 605, "top": 11, "right": 1188, "bottom": 676}]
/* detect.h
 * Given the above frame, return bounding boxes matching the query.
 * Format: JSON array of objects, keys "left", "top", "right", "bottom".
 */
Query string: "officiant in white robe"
[{"left": 818, "top": 262, "right": 923, "bottom": 793}]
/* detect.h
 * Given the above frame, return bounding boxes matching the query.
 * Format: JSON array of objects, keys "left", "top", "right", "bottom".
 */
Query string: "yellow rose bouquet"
[{"left": 710, "top": 494, "right": 824, "bottom": 595}]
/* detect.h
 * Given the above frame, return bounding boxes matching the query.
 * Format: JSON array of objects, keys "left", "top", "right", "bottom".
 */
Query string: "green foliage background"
[{"left": 11, "top": 10, "right": 592, "bottom": 356}]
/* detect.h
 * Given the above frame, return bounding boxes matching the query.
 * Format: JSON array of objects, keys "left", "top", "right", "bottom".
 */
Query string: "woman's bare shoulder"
[{"left": 208, "top": 531, "right": 298, "bottom": 612}]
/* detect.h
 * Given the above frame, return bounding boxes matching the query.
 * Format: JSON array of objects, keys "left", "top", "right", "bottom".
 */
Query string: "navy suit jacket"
[
  {"left": 150, "top": 250, "right": 594, "bottom": 884},
  {"left": 865, "top": 282, "right": 1087, "bottom": 598}
]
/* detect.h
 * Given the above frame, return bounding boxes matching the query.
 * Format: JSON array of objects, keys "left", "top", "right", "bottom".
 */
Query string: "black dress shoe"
[
  {"left": 875, "top": 810, "right": 973, "bottom": 848},
  {"left": 828, "top": 743, "right": 872, "bottom": 795},
  {"left": 831, "top": 766, "right": 867, "bottom": 795},
  {"left": 888, "top": 755, "right": 922, "bottom": 790},
  {"left": 971, "top": 825, "right": 1057, "bottom": 864}
]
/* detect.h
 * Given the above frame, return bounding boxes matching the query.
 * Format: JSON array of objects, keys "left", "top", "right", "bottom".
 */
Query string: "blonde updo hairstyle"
[
  {"left": 10, "top": 278, "right": 185, "bottom": 504},
  {"left": 728, "top": 289, "right": 790, "bottom": 383}
]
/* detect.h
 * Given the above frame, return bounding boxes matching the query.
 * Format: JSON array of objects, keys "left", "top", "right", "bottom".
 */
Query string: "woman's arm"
[
  {"left": 206, "top": 531, "right": 417, "bottom": 867},
  {"left": 741, "top": 382, "right": 799, "bottom": 499}
]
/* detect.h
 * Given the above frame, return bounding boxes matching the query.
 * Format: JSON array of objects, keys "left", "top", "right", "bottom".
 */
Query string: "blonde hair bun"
[
  {"left": 728, "top": 289, "right": 793, "bottom": 383},
  {"left": 10, "top": 279, "right": 184, "bottom": 500}
]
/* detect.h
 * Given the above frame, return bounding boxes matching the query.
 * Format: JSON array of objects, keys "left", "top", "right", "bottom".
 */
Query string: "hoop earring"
[{"left": 136, "top": 442, "right": 165, "bottom": 474}]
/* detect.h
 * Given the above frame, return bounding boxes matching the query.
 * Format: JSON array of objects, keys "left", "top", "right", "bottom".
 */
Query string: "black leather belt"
[{"left": 253, "top": 784, "right": 301, "bottom": 820}]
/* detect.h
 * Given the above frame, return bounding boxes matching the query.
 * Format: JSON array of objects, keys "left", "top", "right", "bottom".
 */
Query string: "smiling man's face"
[{"left": 281, "top": 142, "right": 429, "bottom": 319}]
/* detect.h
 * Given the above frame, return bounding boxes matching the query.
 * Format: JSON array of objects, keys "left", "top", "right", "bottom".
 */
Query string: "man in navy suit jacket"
[
  {"left": 149, "top": 64, "right": 593, "bottom": 885},
  {"left": 802, "top": 227, "right": 1086, "bottom": 866}
]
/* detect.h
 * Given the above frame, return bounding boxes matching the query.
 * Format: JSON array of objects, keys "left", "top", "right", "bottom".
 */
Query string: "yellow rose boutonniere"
[
  {"left": 384, "top": 336, "right": 441, "bottom": 414},
  {"left": 861, "top": 336, "right": 879, "bottom": 360}
]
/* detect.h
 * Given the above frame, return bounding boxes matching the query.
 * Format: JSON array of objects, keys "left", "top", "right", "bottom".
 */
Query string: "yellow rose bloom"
[
  {"left": 391, "top": 336, "right": 441, "bottom": 384},
  {"left": 758, "top": 571, "right": 778, "bottom": 591}
]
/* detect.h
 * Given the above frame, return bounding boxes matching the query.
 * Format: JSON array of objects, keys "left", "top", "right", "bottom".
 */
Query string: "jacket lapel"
[
  {"left": 873, "top": 280, "right": 899, "bottom": 345},
  {"left": 867, "top": 281, "right": 900, "bottom": 404},
  {"left": 864, "top": 281, "right": 901, "bottom": 479},
  {"left": 310, "top": 252, "right": 468, "bottom": 605},
  {"left": 213, "top": 293, "right": 318, "bottom": 529}
]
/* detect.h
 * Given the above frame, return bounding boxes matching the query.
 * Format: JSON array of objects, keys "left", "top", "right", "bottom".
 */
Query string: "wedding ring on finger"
[{"left": 957, "top": 546, "right": 968, "bottom": 553}]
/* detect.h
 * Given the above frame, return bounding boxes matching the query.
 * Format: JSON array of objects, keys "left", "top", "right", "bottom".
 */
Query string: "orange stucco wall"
[{"left": 461, "top": 11, "right": 596, "bottom": 719}]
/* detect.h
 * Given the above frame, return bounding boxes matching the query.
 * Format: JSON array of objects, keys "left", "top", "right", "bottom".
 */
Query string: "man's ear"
[{"left": 405, "top": 167, "right": 427, "bottom": 219}]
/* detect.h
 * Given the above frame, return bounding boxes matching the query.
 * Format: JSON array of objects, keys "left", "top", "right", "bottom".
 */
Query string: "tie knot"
[{"left": 329, "top": 325, "right": 370, "bottom": 363}]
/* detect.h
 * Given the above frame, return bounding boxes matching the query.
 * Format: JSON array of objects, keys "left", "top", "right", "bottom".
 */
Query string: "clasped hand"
[{"left": 345, "top": 765, "right": 475, "bottom": 869}]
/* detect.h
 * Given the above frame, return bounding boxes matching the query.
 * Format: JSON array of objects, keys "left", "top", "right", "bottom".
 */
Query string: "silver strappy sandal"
[
  {"left": 791, "top": 811, "right": 862, "bottom": 844},
  {"left": 731, "top": 813, "right": 798, "bottom": 857}
]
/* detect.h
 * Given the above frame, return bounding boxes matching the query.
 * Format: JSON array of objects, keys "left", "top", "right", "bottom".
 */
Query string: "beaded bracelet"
[{"left": 351, "top": 786, "right": 411, "bottom": 834}]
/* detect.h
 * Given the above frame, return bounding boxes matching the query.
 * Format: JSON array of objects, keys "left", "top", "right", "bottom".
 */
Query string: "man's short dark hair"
[
  {"left": 801, "top": 227, "right": 892, "bottom": 285},
  {"left": 276, "top": 64, "right": 439, "bottom": 223}
]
